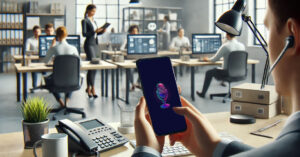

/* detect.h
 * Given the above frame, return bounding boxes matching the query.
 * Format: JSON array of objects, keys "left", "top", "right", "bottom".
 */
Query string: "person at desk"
[
  {"left": 45, "top": 23, "right": 56, "bottom": 47},
  {"left": 82, "top": 4, "right": 106, "bottom": 98},
  {"left": 120, "top": 25, "right": 141, "bottom": 90},
  {"left": 158, "top": 15, "right": 171, "bottom": 50},
  {"left": 120, "top": 25, "right": 139, "bottom": 51},
  {"left": 25, "top": 25, "right": 41, "bottom": 89},
  {"left": 43, "top": 26, "right": 79, "bottom": 107},
  {"left": 196, "top": 33, "right": 245, "bottom": 98},
  {"left": 132, "top": 0, "right": 300, "bottom": 156},
  {"left": 169, "top": 28, "right": 190, "bottom": 51},
  {"left": 45, "top": 23, "right": 55, "bottom": 35}
]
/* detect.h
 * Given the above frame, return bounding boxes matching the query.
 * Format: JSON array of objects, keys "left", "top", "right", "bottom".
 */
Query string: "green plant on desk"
[
  {"left": 21, "top": 97, "right": 51, "bottom": 148},
  {"left": 21, "top": 97, "right": 51, "bottom": 122}
]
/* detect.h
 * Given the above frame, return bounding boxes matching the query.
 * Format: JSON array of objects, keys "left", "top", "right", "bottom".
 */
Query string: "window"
[
  {"left": 213, "top": 0, "right": 235, "bottom": 34},
  {"left": 254, "top": 0, "right": 268, "bottom": 45},
  {"left": 75, "top": 0, "right": 129, "bottom": 43}
]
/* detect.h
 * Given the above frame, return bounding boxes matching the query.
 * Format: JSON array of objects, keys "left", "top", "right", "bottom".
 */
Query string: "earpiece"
[
  {"left": 267, "top": 35, "right": 294, "bottom": 77},
  {"left": 286, "top": 35, "right": 295, "bottom": 49}
]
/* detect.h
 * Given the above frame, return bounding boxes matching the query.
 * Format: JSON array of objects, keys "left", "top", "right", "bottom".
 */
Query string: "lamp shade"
[
  {"left": 215, "top": 0, "right": 246, "bottom": 36},
  {"left": 129, "top": 0, "right": 139, "bottom": 4}
]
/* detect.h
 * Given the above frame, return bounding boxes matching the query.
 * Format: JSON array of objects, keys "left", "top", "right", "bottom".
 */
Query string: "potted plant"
[{"left": 21, "top": 97, "right": 51, "bottom": 148}]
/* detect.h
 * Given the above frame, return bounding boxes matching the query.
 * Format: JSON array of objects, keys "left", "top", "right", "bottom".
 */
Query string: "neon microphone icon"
[{"left": 156, "top": 83, "right": 170, "bottom": 109}]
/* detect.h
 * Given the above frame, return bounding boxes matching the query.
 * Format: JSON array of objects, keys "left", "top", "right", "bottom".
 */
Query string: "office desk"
[
  {"left": 172, "top": 59, "right": 260, "bottom": 101},
  {"left": 13, "top": 53, "right": 87, "bottom": 61},
  {"left": 101, "top": 50, "right": 192, "bottom": 59},
  {"left": 107, "top": 60, "right": 179, "bottom": 104},
  {"left": 0, "top": 112, "right": 288, "bottom": 157},
  {"left": 157, "top": 51, "right": 192, "bottom": 56},
  {"left": 14, "top": 61, "right": 117, "bottom": 102}
]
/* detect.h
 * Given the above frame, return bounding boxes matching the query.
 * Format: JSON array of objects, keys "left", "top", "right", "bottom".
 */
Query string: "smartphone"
[{"left": 136, "top": 57, "right": 187, "bottom": 136}]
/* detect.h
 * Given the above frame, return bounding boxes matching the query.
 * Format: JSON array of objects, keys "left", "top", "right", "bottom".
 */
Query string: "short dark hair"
[
  {"left": 45, "top": 23, "right": 54, "bottom": 30},
  {"left": 226, "top": 33, "right": 236, "bottom": 38},
  {"left": 177, "top": 28, "right": 184, "bottom": 33},
  {"left": 128, "top": 25, "right": 139, "bottom": 34},
  {"left": 32, "top": 25, "right": 41, "bottom": 31},
  {"left": 164, "top": 15, "right": 170, "bottom": 21},
  {"left": 269, "top": 0, "right": 300, "bottom": 32}
]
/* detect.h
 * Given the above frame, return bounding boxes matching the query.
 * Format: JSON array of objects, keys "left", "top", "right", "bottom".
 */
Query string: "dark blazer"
[
  {"left": 224, "top": 112, "right": 300, "bottom": 157},
  {"left": 81, "top": 18, "right": 104, "bottom": 45}
]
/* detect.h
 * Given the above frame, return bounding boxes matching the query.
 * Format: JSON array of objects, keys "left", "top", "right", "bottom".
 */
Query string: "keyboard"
[
  {"left": 130, "top": 140, "right": 191, "bottom": 156},
  {"left": 129, "top": 132, "right": 241, "bottom": 156}
]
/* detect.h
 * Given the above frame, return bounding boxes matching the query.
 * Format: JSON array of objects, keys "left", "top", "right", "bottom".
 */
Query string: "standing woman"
[
  {"left": 82, "top": 4, "right": 106, "bottom": 98},
  {"left": 159, "top": 15, "right": 171, "bottom": 50}
]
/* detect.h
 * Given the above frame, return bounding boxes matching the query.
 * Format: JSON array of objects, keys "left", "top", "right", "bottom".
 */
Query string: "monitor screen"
[
  {"left": 39, "top": 35, "right": 81, "bottom": 57},
  {"left": 110, "top": 33, "right": 126, "bottom": 45},
  {"left": 192, "top": 34, "right": 222, "bottom": 54},
  {"left": 127, "top": 34, "right": 157, "bottom": 55}
]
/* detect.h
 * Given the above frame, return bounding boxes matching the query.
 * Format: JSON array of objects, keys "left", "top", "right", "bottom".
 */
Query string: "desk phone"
[{"left": 56, "top": 118, "right": 128, "bottom": 156}]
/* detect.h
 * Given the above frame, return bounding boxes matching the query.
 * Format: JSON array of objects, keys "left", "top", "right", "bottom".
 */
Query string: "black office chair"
[
  {"left": 46, "top": 55, "right": 86, "bottom": 120},
  {"left": 210, "top": 51, "right": 248, "bottom": 103}
]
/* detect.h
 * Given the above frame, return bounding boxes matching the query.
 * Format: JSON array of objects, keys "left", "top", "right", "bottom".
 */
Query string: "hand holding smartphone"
[{"left": 136, "top": 57, "right": 187, "bottom": 136}]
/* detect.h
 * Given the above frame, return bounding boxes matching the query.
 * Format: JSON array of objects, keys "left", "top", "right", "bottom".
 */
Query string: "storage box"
[
  {"left": 169, "top": 13, "right": 177, "bottom": 20},
  {"left": 231, "top": 101, "right": 279, "bottom": 119},
  {"left": 231, "top": 83, "right": 278, "bottom": 105}
]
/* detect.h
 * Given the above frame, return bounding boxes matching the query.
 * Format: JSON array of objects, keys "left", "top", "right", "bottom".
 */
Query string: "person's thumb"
[{"left": 173, "top": 107, "right": 198, "bottom": 123}]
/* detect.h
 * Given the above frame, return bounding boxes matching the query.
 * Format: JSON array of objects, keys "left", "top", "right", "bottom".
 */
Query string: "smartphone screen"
[{"left": 136, "top": 57, "right": 187, "bottom": 136}]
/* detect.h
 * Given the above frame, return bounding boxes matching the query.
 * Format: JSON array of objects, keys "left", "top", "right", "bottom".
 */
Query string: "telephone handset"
[{"left": 56, "top": 118, "right": 128, "bottom": 156}]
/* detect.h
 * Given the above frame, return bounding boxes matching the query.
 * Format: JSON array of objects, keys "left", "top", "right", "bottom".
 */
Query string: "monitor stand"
[
  {"left": 112, "top": 54, "right": 125, "bottom": 62},
  {"left": 180, "top": 55, "right": 190, "bottom": 61}
]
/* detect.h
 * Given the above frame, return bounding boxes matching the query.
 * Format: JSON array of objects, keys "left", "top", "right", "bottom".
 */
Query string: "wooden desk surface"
[
  {"left": 0, "top": 112, "right": 287, "bottom": 157},
  {"left": 13, "top": 53, "right": 87, "bottom": 61},
  {"left": 172, "top": 58, "right": 260, "bottom": 66},
  {"left": 158, "top": 51, "right": 192, "bottom": 56},
  {"left": 14, "top": 60, "right": 117, "bottom": 73},
  {"left": 106, "top": 59, "right": 180, "bottom": 69},
  {"left": 101, "top": 50, "right": 126, "bottom": 56}
]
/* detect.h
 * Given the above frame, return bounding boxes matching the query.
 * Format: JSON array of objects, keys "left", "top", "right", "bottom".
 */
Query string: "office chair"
[
  {"left": 46, "top": 55, "right": 86, "bottom": 120},
  {"left": 210, "top": 51, "right": 248, "bottom": 103}
]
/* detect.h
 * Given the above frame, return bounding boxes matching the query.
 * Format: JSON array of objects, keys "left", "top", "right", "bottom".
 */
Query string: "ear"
[{"left": 287, "top": 18, "right": 300, "bottom": 54}]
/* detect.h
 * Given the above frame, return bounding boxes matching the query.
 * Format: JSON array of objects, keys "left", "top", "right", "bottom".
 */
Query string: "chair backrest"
[
  {"left": 52, "top": 55, "right": 80, "bottom": 92},
  {"left": 227, "top": 51, "right": 248, "bottom": 78}
]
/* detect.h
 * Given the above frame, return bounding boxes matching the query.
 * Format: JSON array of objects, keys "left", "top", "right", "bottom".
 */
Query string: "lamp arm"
[{"left": 242, "top": 15, "right": 270, "bottom": 89}]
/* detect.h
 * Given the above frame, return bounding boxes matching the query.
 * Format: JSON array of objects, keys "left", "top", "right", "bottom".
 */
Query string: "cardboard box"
[
  {"left": 231, "top": 101, "right": 279, "bottom": 119},
  {"left": 231, "top": 83, "right": 278, "bottom": 105}
]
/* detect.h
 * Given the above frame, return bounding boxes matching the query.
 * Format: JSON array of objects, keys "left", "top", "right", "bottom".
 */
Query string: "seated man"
[
  {"left": 25, "top": 25, "right": 41, "bottom": 89},
  {"left": 42, "top": 26, "right": 79, "bottom": 107},
  {"left": 196, "top": 33, "right": 245, "bottom": 98},
  {"left": 169, "top": 28, "right": 190, "bottom": 51},
  {"left": 44, "top": 23, "right": 56, "bottom": 47}
]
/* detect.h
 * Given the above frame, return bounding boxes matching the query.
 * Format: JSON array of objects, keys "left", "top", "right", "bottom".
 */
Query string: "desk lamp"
[
  {"left": 129, "top": 0, "right": 139, "bottom": 4},
  {"left": 215, "top": 0, "right": 269, "bottom": 89}
]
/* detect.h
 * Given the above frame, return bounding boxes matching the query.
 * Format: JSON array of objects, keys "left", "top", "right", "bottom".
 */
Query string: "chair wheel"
[{"left": 52, "top": 116, "right": 56, "bottom": 120}]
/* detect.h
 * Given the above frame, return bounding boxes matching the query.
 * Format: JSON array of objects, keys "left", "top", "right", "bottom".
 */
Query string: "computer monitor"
[
  {"left": 192, "top": 34, "right": 222, "bottom": 58},
  {"left": 110, "top": 33, "right": 126, "bottom": 50},
  {"left": 39, "top": 35, "right": 81, "bottom": 57},
  {"left": 126, "top": 34, "right": 157, "bottom": 59}
]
